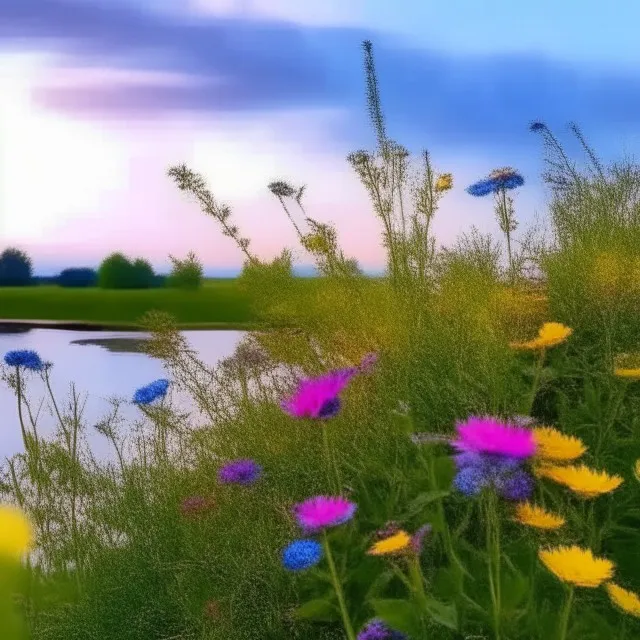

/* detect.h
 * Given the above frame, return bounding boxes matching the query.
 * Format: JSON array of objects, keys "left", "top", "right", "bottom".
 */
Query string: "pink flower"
[
  {"left": 281, "top": 369, "right": 356, "bottom": 420},
  {"left": 452, "top": 416, "right": 536, "bottom": 459},
  {"left": 293, "top": 496, "right": 357, "bottom": 532}
]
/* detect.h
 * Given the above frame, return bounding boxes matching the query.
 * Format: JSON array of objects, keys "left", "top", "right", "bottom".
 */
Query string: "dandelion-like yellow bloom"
[
  {"left": 539, "top": 546, "right": 614, "bottom": 587},
  {"left": 509, "top": 322, "right": 573, "bottom": 350},
  {"left": 606, "top": 583, "right": 640, "bottom": 617},
  {"left": 0, "top": 504, "right": 33, "bottom": 560},
  {"left": 533, "top": 426, "right": 587, "bottom": 462},
  {"left": 614, "top": 368, "right": 640, "bottom": 379},
  {"left": 434, "top": 173, "right": 453, "bottom": 192},
  {"left": 367, "top": 531, "right": 411, "bottom": 556},
  {"left": 536, "top": 464, "right": 623, "bottom": 498},
  {"left": 634, "top": 459, "right": 640, "bottom": 483},
  {"left": 514, "top": 502, "right": 565, "bottom": 530}
]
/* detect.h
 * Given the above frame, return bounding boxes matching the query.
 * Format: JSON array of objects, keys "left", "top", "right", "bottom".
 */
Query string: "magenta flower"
[
  {"left": 452, "top": 416, "right": 536, "bottom": 459},
  {"left": 293, "top": 496, "right": 357, "bottom": 533},
  {"left": 281, "top": 369, "right": 356, "bottom": 420}
]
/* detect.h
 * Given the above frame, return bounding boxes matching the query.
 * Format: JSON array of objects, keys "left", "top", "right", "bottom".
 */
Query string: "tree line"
[{"left": 0, "top": 248, "right": 204, "bottom": 289}]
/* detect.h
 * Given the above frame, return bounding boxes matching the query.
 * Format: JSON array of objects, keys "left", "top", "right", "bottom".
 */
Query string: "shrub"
[
  {"left": 0, "top": 247, "right": 33, "bottom": 286},
  {"left": 57, "top": 268, "right": 98, "bottom": 288},
  {"left": 97, "top": 253, "right": 156, "bottom": 289},
  {"left": 166, "top": 252, "right": 204, "bottom": 290}
]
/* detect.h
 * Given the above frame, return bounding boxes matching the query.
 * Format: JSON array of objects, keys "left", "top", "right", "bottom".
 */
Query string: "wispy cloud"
[{"left": 4, "top": 0, "right": 640, "bottom": 153}]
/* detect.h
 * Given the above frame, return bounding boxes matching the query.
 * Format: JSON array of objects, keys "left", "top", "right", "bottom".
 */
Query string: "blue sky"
[{"left": 1, "top": 0, "right": 639, "bottom": 274}]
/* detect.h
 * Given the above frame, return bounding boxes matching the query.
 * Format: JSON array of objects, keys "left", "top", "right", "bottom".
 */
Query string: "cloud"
[{"left": 4, "top": 0, "right": 640, "bottom": 155}]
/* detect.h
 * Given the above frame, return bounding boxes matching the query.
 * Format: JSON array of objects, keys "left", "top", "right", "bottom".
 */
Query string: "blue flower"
[
  {"left": 218, "top": 459, "right": 262, "bottom": 485},
  {"left": 3, "top": 350, "right": 44, "bottom": 371},
  {"left": 466, "top": 168, "right": 524, "bottom": 197},
  {"left": 495, "top": 469, "right": 535, "bottom": 501},
  {"left": 132, "top": 378, "right": 170, "bottom": 405},
  {"left": 281, "top": 540, "right": 323, "bottom": 572},
  {"left": 454, "top": 466, "right": 490, "bottom": 496},
  {"left": 357, "top": 619, "right": 407, "bottom": 640}
]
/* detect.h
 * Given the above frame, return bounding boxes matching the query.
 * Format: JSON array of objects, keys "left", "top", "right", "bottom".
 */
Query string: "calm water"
[{"left": 0, "top": 328, "right": 244, "bottom": 460}]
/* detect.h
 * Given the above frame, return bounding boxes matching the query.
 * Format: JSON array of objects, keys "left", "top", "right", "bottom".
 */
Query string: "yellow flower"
[
  {"left": 434, "top": 173, "right": 453, "bottom": 192},
  {"left": 367, "top": 531, "right": 411, "bottom": 556},
  {"left": 514, "top": 502, "right": 565, "bottom": 530},
  {"left": 0, "top": 504, "right": 33, "bottom": 560},
  {"left": 606, "top": 583, "right": 640, "bottom": 617},
  {"left": 510, "top": 322, "right": 573, "bottom": 350},
  {"left": 533, "top": 426, "right": 587, "bottom": 462},
  {"left": 614, "top": 368, "right": 640, "bottom": 379},
  {"left": 613, "top": 353, "right": 640, "bottom": 379},
  {"left": 539, "top": 545, "right": 614, "bottom": 587},
  {"left": 536, "top": 464, "right": 623, "bottom": 498}
]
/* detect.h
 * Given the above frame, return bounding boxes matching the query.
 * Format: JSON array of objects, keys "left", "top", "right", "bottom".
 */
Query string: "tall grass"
[{"left": 2, "top": 40, "right": 640, "bottom": 640}]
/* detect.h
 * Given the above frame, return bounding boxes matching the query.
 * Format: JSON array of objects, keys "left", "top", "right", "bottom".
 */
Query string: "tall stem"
[
  {"left": 321, "top": 424, "right": 342, "bottom": 493},
  {"left": 525, "top": 349, "right": 546, "bottom": 415},
  {"left": 323, "top": 532, "right": 356, "bottom": 640},
  {"left": 485, "top": 492, "right": 502, "bottom": 640},
  {"left": 558, "top": 586, "right": 574, "bottom": 640}
]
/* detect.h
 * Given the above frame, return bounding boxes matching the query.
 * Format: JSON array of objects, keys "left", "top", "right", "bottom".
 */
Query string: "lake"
[{"left": 0, "top": 327, "right": 244, "bottom": 460}]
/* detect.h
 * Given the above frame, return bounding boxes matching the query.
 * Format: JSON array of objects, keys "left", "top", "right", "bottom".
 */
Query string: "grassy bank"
[{"left": 0, "top": 280, "right": 259, "bottom": 328}]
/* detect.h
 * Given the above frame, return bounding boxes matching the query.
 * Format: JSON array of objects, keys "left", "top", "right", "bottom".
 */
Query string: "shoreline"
[{"left": 0, "top": 319, "right": 268, "bottom": 332}]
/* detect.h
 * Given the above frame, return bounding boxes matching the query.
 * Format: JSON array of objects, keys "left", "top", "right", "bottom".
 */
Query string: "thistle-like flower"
[
  {"left": 281, "top": 540, "right": 323, "bottom": 572},
  {"left": 132, "top": 379, "right": 170, "bottom": 405},
  {"left": 3, "top": 349, "right": 44, "bottom": 371}
]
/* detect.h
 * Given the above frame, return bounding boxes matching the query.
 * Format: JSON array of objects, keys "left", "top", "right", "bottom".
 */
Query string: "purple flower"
[
  {"left": 454, "top": 466, "right": 490, "bottom": 496},
  {"left": 495, "top": 469, "right": 535, "bottom": 501},
  {"left": 410, "top": 524, "right": 432, "bottom": 554},
  {"left": 281, "top": 368, "right": 356, "bottom": 420},
  {"left": 218, "top": 459, "right": 262, "bottom": 485},
  {"left": 358, "top": 619, "right": 407, "bottom": 640}
]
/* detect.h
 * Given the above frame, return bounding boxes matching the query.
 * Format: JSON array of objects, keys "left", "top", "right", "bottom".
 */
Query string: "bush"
[
  {"left": 166, "top": 252, "right": 204, "bottom": 290},
  {"left": 97, "top": 253, "right": 156, "bottom": 289},
  {"left": 0, "top": 247, "right": 33, "bottom": 286},
  {"left": 57, "top": 268, "right": 98, "bottom": 288}
]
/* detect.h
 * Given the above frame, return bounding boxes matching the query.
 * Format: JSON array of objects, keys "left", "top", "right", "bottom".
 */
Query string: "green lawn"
[{"left": 0, "top": 282, "right": 260, "bottom": 328}]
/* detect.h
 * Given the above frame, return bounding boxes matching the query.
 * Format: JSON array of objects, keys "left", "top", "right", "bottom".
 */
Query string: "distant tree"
[
  {"left": 130, "top": 258, "right": 155, "bottom": 289},
  {"left": 0, "top": 248, "right": 33, "bottom": 286},
  {"left": 166, "top": 252, "right": 204, "bottom": 290},
  {"left": 98, "top": 253, "right": 133, "bottom": 289},
  {"left": 58, "top": 268, "right": 98, "bottom": 288}
]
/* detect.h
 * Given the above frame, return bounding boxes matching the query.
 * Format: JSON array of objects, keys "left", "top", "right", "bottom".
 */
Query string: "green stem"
[
  {"left": 596, "top": 383, "right": 626, "bottom": 461},
  {"left": 408, "top": 555, "right": 428, "bottom": 607},
  {"left": 321, "top": 424, "right": 342, "bottom": 493},
  {"left": 323, "top": 532, "right": 356, "bottom": 640},
  {"left": 485, "top": 492, "right": 502, "bottom": 640},
  {"left": 558, "top": 586, "right": 574, "bottom": 640},
  {"left": 525, "top": 349, "right": 546, "bottom": 415}
]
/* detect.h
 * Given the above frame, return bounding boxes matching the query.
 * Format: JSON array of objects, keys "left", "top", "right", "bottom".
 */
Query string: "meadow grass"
[
  {"left": 0, "top": 281, "right": 258, "bottom": 327},
  {"left": 2, "top": 40, "right": 640, "bottom": 640}
]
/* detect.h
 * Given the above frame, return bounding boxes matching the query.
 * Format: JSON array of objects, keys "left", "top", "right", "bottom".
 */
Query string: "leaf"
[
  {"left": 424, "top": 596, "right": 458, "bottom": 630},
  {"left": 403, "top": 490, "right": 450, "bottom": 518},
  {"left": 293, "top": 598, "right": 338, "bottom": 622},
  {"left": 369, "top": 598, "right": 423, "bottom": 636}
]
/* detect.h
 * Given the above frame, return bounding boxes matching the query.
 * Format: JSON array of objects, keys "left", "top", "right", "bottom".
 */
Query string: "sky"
[{"left": 2, "top": 0, "right": 640, "bottom": 275}]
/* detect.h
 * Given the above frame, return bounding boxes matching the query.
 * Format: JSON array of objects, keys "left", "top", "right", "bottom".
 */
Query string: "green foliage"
[
  {"left": 0, "top": 247, "right": 33, "bottom": 286},
  {"left": 97, "top": 253, "right": 155, "bottom": 289},
  {"left": 166, "top": 251, "right": 204, "bottom": 290}
]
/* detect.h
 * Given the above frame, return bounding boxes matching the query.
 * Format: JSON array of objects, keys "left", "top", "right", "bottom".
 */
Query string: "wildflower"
[
  {"left": 510, "top": 322, "right": 573, "bottom": 350},
  {"left": 454, "top": 451, "right": 521, "bottom": 473},
  {"left": 281, "top": 369, "right": 357, "bottom": 420},
  {"left": 293, "top": 496, "right": 357, "bottom": 533},
  {"left": 434, "top": 173, "right": 453, "bottom": 192},
  {"left": 536, "top": 464, "right": 623, "bottom": 498},
  {"left": 410, "top": 524, "right": 432, "bottom": 554},
  {"left": 533, "top": 426, "right": 587, "bottom": 462},
  {"left": 0, "top": 504, "right": 33, "bottom": 560},
  {"left": 614, "top": 367, "right": 640, "bottom": 379},
  {"left": 514, "top": 502, "right": 565, "bottom": 530},
  {"left": 453, "top": 416, "right": 536, "bottom": 459},
  {"left": 180, "top": 496, "right": 215, "bottom": 518},
  {"left": 495, "top": 469, "right": 535, "bottom": 501},
  {"left": 281, "top": 539, "right": 323, "bottom": 572},
  {"left": 3, "top": 349, "right": 43, "bottom": 371},
  {"left": 367, "top": 531, "right": 412, "bottom": 556},
  {"left": 357, "top": 618, "right": 407, "bottom": 640},
  {"left": 218, "top": 459, "right": 262, "bottom": 485},
  {"left": 132, "top": 378, "right": 170, "bottom": 405},
  {"left": 539, "top": 546, "right": 614, "bottom": 587},
  {"left": 467, "top": 167, "right": 524, "bottom": 197},
  {"left": 606, "top": 583, "right": 640, "bottom": 618},
  {"left": 454, "top": 465, "right": 490, "bottom": 496}
]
